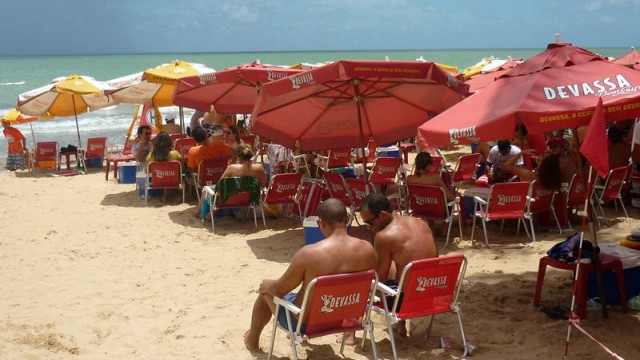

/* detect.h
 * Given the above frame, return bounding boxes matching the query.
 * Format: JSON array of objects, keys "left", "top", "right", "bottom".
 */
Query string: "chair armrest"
[
  {"left": 375, "top": 281, "right": 398, "bottom": 297},
  {"left": 473, "top": 196, "right": 487, "bottom": 205},
  {"left": 273, "top": 296, "right": 302, "bottom": 315},
  {"left": 203, "top": 185, "right": 216, "bottom": 197},
  {"left": 447, "top": 197, "right": 460, "bottom": 207}
]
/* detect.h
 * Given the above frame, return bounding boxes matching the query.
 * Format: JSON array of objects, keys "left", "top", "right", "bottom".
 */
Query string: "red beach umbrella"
[
  {"left": 173, "top": 62, "right": 304, "bottom": 114},
  {"left": 417, "top": 59, "right": 640, "bottom": 146},
  {"left": 250, "top": 60, "right": 469, "bottom": 153},
  {"left": 612, "top": 47, "right": 640, "bottom": 71}
]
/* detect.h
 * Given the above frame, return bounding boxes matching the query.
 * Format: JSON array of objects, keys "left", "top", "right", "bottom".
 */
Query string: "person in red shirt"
[{"left": 2, "top": 120, "right": 27, "bottom": 171}]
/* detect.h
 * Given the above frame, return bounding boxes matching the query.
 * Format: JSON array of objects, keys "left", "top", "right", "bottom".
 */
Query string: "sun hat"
[
  {"left": 547, "top": 136, "right": 567, "bottom": 148},
  {"left": 627, "top": 228, "right": 640, "bottom": 241},
  {"left": 165, "top": 114, "right": 176, "bottom": 123}
]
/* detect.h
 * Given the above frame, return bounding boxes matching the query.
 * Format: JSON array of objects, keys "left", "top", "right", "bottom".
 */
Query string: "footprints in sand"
[{"left": 4, "top": 322, "right": 80, "bottom": 355}]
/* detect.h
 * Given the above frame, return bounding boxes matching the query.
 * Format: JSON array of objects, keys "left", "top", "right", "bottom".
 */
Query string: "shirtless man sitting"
[
  {"left": 360, "top": 193, "right": 438, "bottom": 337},
  {"left": 244, "top": 198, "right": 376, "bottom": 352}
]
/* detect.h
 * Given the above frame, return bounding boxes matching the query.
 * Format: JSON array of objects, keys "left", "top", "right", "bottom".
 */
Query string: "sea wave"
[{"left": 0, "top": 81, "right": 26, "bottom": 86}]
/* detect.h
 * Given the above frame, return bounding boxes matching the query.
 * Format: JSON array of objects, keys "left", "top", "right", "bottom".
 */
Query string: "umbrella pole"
[
  {"left": 29, "top": 121, "right": 36, "bottom": 148},
  {"left": 354, "top": 83, "right": 368, "bottom": 175},
  {"left": 71, "top": 96, "right": 82, "bottom": 147}
]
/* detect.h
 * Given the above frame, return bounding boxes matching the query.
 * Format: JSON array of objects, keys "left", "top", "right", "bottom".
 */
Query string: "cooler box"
[
  {"left": 376, "top": 145, "right": 401, "bottom": 158},
  {"left": 136, "top": 172, "right": 164, "bottom": 198},
  {"left": 304, "top": 216, "right": 324, "bottom": 245},
  {"left": 85, "top": 157, "right": 103, "bottom": 168},
  {"left": 118, "top": 162, "right": 137, "bottom": 184},
  {"left": 588, "top": 243, "right": 640, "bottom": 304}
]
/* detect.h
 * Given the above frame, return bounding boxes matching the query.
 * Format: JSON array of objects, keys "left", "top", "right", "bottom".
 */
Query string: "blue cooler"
[
  {"left": 304, "top": 216, "right": 324, "bottom": 245},
  {"left": 118, "top": 162, "right": 137, "bottom": 184},
  {"left": 376, "top": 145, "right": 401, "bottom": 158},
  {"left": 136, "top": 172, "right": 164, "bottom": 198},
  {"left": 587, "top": 243, "right": 640, "bottom": 304}
]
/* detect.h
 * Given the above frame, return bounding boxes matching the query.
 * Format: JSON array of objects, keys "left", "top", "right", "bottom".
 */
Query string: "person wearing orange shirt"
[
  {"left": 2, "top": 120, "right": 27, "bottom": 171},
  {"left": 186, "top": 127, "right": 231, "bottom": 172}
]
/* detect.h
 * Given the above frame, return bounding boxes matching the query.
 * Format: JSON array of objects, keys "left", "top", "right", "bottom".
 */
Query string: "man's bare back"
[{"left": 373, "top": 213, "right": 438, "bottom": 282}]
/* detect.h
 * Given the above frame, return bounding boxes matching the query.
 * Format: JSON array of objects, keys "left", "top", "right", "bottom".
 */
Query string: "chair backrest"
[
  {"left": 85, "top": 137, "right": 107, "bottom": 158},
  {"left": 147, "top": 161, "right": 182, "bottom": 189},
  {"left": 324, "top": 172, "right": 353, "bottom": 207},
  {"left": 242, "top": 135, "right": 257, "bottom": 150},
  {"left": 34, "top": 142, "right": 58, "bottom": 162},
  {"left": 425, "top": 156, "right": 444, "bottom": 175},
  {"left": 345, "top": 178, "right": 372, "bottom": 209},
  {"left": 326, "top": 148, "right": 352, "bottom": 169},
  {"left": 170, "top": 133, "right": 187, "bottom": 144},
  {"left": 452, "top": 153, "right": 481, "bottom": 182},
  {"left": 174, "top": 137, "right": 197, "bottom": 157},
  {"left": 214, "top": 176, "right": 261, "bottom": 208},
  {"left": 197, "top": 157, "right": 229, "bottom": 187},
  {"left": 407, "top": 184, "right": 448, "bottom": 221},
  {"left": 566, "top": 173, "right": 586, "bottom": 207},
  {"left": 369, "top": 156, "right": 402, "bottom": 185},
  {"left": 485, "top": 182, "right": 530, "bottom": 220},
  {"left": 527, "top": 179, "right": 556, "bottom": 214},
  {"left": 264, "top": 173, "right": 303, "bottom": 205},
  {"left": 299, "top": 269, "right": 377, "bottom": 337},
  {"left": 392, "top": 255, "right": 466, "bottom": 319},
  {"left": 353, "top": 139, "right": 377, "bottom": 164},
  {"left": 599, "top": 166, "right": 628, "bottom": 202}
]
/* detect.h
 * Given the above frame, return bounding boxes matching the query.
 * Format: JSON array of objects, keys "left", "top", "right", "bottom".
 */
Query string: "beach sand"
[{"left": 1, "top": 160, "right": 639, "bottom": 360}]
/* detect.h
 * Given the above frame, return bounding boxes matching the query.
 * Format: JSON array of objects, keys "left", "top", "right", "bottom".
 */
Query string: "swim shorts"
[{"left": 277, "top": 293, "right": 307, "bottom": 333}]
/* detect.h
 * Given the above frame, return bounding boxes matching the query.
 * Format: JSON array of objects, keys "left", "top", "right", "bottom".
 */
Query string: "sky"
[{"left": 1, "top": 0, "right": 638, "bottom": 56}]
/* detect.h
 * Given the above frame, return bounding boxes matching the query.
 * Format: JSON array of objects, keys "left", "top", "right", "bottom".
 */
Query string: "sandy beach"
[{"left": 1, "top": 161, "right": 639, "bottom": 360}]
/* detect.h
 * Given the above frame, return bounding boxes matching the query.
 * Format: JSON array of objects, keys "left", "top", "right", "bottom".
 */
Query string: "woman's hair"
[
  {"left": 151, "top": 132, "right": 173, "bottom": 162},
  {"left": 414, "top": 151, "right": 433, "bottom": 176},
  {"left": 228, "top": 125, "right": 241, "bottom": 143},
  {"left": 536, "top": 154, "right": 562, "bottom": 191},
  {"left": 237, "top": 143, "right": 254, "bottom": 162}
]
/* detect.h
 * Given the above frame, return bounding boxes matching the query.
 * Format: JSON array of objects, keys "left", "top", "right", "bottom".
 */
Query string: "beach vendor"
[
  {"left": 133, "top": 125, "right": 152, "bottom": 171},
  {"left": 244, "top": 198, "right": 375, "bottom": 352},
  {"left": 2, "top": 120, "right": 27, "bottom": 171}
]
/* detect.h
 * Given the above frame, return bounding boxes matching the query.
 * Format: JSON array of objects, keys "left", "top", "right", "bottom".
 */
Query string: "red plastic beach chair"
[
  {"left": 269, "top": 269, "right": 379, "bottom": 360},
  {"left": 371, "top": 255, "right": 470, "bottom": 359}
]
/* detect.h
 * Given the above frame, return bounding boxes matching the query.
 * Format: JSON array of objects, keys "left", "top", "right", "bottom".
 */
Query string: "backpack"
[{"left": 547, "top": 232, "right": 594, "bottom": 263}]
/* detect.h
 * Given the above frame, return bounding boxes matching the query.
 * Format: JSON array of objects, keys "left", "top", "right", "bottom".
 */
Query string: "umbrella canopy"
[
  {"left": 108, "top": 60, "right": 215, "bottom": 107},
  {"left": 417, "top": 60, "right": 640, "bottom": 146},
  {"left": 17, "top": 75, "right": 113, "bottom": 146},
  {"left": 499, "top": 42, "right": 606, "bottom": 78},
  {"left": 173, "top": 62, "right": 304, "bottom": 114},
  {"left": 612, "top": 47, "right": 640, "bottom": 71},
  {"left": 250, "top": 60, "right": 469, "bottom": 152},
  {"left": 2, "top": 109, "right": 38, "bottom": 147},
  {"left": 465, "top": 58, "right": 523, "bottom": 93},
  {"left": 2, "top": 108, "right": 37, "bottom": 124}
]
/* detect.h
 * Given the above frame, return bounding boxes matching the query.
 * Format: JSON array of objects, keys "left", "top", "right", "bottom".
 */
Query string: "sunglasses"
[{"left": 363, "top": 213, "right": 379, "bottom": 227}]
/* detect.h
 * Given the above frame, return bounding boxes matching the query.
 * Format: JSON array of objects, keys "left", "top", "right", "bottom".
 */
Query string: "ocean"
[{"left": 0, "top": 47, "right": 631, "bottom": 163}]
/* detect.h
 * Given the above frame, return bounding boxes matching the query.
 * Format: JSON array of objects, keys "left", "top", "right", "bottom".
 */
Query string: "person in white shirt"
[{"left": 486, "top": 139, "right": 523, "bottom": 183}]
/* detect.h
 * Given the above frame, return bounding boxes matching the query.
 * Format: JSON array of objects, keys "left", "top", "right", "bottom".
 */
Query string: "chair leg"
[
  {"left": 618, "top": 196, "right": 629, "bottom": 219},
  {"left": 267, "top": 311, "right": 279, "bottom": 360},
  {"left": 365, "top": 319, "right": 379, "bottom": 360},
  {"left": 528, "top": 216, "right": 537, "bottom": 246},
  {"left": 481, "top": 219, "right": 490, "bottom": 247},
  {"left": 455, "top": 308, "right": 469, "bottom": 358},
  {"left": 470, "top": 215, "right": 476, "bottom": 242},
  {"left": 597, "top": 200, "right": 609, "bottom": 226}
]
